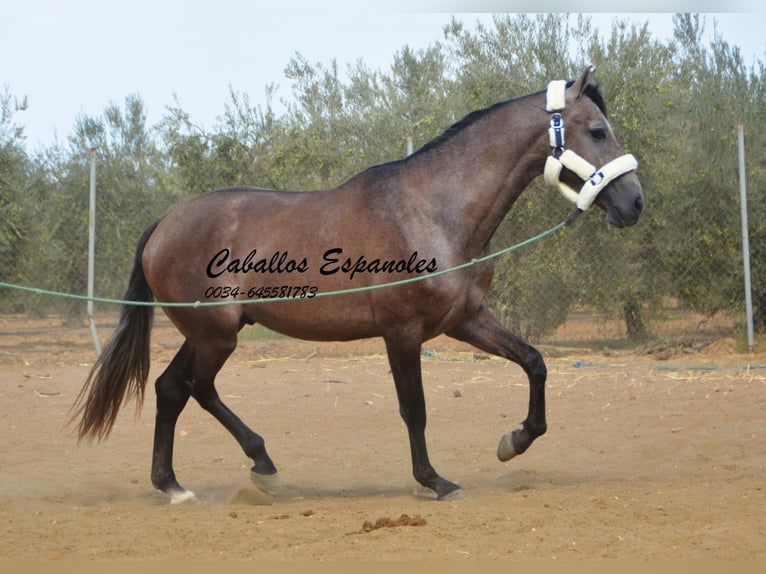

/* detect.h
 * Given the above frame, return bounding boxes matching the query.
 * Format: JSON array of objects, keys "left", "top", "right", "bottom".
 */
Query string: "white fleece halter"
[{"left": 543, "top": 79, "right": 638, "bottom": 216}]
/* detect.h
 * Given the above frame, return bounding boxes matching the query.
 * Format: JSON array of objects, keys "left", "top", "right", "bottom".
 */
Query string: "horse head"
[{"left": 544, "top": 66, "right": 644, "bottom": 228}]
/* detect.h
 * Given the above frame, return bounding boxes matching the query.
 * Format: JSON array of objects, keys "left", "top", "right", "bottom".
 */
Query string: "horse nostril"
[{"left": 635, "top": 195, "right": 644, "bottom": 213}]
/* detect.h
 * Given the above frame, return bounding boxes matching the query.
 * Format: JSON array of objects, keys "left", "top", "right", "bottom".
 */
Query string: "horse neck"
[{"left": 402, "top": 94, "right": 549, "bottom": 254}]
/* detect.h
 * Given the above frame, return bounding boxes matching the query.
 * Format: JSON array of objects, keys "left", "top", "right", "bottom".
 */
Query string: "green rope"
[{"left": 0, "top": 219, "right": 568, "bottom": 308}]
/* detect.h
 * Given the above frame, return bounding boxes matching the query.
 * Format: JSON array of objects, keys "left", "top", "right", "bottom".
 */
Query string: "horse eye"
[{"left": 590, "top": 128, "right": 607, "bottom": 141}]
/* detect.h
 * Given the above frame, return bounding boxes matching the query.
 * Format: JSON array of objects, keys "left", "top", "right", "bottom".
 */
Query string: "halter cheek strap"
[{"left": 543, "top": 79, "right": 638, "bottom": 218}]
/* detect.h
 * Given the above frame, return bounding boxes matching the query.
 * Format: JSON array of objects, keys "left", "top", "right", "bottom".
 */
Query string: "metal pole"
[
  {"left": 737, "top": 123, "right": 754, "bottom": 353},
  {"left": 88, "top": 147, "right": 102, "bottom": 355}
]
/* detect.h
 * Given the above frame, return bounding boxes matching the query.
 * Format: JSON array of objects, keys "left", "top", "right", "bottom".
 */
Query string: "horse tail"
[{"left": 71, "top": 220, "right": 160, "bottom": 442}]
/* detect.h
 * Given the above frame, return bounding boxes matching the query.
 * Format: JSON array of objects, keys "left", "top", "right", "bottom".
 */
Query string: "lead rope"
[
  {"left": 2, "top": 77, "right": 633, "bottom": 308},
  {"left": 543, "top": 77, "right": 638, "bottom": 224},
  {"left": 0, "top": 221, "right": 567, "bottom": 308}
]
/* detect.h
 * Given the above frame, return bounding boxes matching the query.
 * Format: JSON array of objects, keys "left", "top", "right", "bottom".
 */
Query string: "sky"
[{"left": 2, "top": 0, "right": 764, "bottom": 150}]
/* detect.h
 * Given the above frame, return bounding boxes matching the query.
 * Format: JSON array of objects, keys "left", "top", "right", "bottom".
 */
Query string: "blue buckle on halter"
[
  {"left": 589, "top": 171, "right": 605, "bottom": 186},
  {"left": 549, "top": 112, "right": 564, "bottom": 151}
]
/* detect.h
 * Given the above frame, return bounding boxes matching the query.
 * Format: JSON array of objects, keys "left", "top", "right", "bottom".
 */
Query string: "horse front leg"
[
  {"left": 384, "top": 336, "right": 462, "bottom": 500},
  {"left": 447, "top": 305, "right": 548, "bottom": 461}
]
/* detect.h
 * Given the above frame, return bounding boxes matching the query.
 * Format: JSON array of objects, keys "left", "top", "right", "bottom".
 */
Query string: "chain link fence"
[
  {"left": 0, "top": 152, "right": 750, "bottom": 364},
  {"left": 3, "top": 13, "right": 763, "bottom": 365}
]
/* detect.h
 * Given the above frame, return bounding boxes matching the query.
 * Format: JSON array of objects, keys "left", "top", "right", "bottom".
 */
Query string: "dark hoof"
[
  {"left": 250, "top": 469, "right": 280, "bottom": 495},
  {"left": 435, "top": 479, "right": 463, "bottom": 501},
  {"left": 497, "top": 427, "right": 531, "bottom": 462}
]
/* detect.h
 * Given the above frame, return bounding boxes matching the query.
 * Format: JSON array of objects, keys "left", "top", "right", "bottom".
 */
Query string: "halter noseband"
[{"left": 543, "top": 79, "right": 638, "bottom": 223}]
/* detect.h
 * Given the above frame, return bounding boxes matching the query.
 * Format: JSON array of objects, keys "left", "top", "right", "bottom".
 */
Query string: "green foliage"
[
  {"left": 4, "top": 95, "right": 185, "bottom": 315},
  {"left": 2, "top": 14, "right": 765, "bottom": 339},
  {"left": 0, "top": 88, "right": 32, "bottom": 308}
]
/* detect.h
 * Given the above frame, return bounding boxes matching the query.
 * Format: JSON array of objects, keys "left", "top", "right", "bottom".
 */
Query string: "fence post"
[
  {"left": 88, "top": 147, "right": 102, "bottom": 355},
  {"left": 737, "top": 123, "right": 754, "bottom": 353}
]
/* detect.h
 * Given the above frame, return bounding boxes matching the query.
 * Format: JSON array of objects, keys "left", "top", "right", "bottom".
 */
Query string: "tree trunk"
[
  {"left": 623, "top": 301, "right": 646, "bottom": 340},
  {"left": 753, "top": 291, "right": 766, "bottom": 333}
]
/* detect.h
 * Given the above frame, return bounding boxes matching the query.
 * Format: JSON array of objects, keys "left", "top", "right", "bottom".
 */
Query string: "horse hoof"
[
  {"left": 497, "top": 431, "right": 518, "bottom": 462},
  {"left": 250, "top": 470, "right": 280, "bottom": 495},
  {"left": 169, "top": 489, "right": 198, "bottom": 505},
  {"left": 439, "top": 488, "right": 466, "bottom": 501}
]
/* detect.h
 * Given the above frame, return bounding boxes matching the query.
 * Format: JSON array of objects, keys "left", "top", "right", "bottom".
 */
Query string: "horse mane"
[
  {"left": 412, "top": 99, "right": 513, "bottom": 157},
  {"left": 411, "top": 82, "right": 607, "bottom": 159}
]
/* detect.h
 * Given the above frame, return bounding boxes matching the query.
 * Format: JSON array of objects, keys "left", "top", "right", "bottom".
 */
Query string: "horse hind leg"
[
  {"left": 152, "top": 335, "right": 278, "bottom": 503},
  {"left": 187, "top": 338, "right": 279, "bottom": 493},
  {"left": 151, "top": 341, "right": 198, "bottom": 504}
]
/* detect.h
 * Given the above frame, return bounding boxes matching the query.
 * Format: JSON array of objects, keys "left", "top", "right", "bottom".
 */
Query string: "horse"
[{"left": 72, "top": 67, "right": 643, "bottom": 503}]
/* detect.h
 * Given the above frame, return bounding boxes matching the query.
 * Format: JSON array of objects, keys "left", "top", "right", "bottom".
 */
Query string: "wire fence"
[
  {"left": 0, "top": 168, "right": 749, "bottom": 364},
  {"left": 2, "top": 13, "right": 763, "bottom": 366},
  {"left": 0, "top": 126, "right": 757, "bottom": 362}
]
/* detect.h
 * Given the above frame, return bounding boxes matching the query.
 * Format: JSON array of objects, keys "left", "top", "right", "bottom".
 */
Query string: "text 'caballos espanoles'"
[{"left": 206, "top": 248, "right": 438, "bottom": 281}]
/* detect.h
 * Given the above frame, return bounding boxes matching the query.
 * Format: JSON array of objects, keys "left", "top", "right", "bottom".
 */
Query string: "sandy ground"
[{"left": 0, "top": 315, "right": 764, "bottom": 561}]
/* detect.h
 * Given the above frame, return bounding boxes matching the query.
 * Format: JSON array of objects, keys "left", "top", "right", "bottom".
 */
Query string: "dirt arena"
[{"left": 1, "top": 314, "right": 764, "bottom": 561}]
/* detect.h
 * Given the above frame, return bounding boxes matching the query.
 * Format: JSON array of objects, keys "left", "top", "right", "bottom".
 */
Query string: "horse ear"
[{"left": 571, "top": 65, "right": 596, "bottom": 99}]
